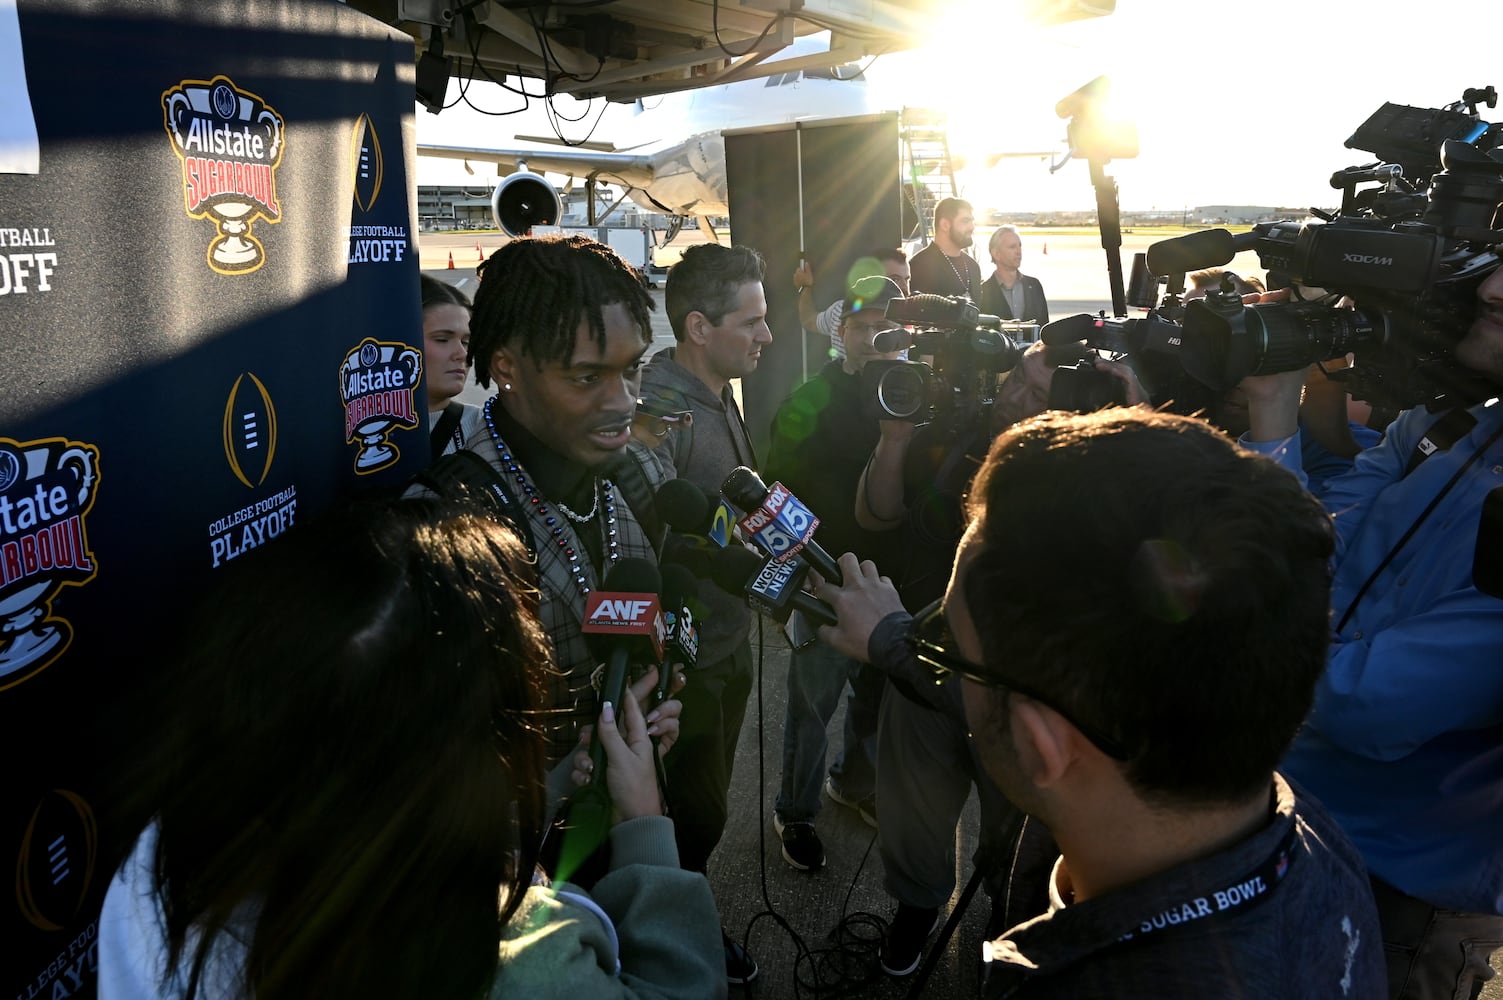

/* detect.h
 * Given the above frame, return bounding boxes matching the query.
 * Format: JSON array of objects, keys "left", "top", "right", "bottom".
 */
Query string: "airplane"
[{"left": 415, "top": 37, "right": 1059, "bottom": 241}]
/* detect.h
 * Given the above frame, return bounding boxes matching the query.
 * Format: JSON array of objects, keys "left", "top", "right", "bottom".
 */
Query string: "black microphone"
[
  {"left": 873, "top": 327, "right": 916, "bottom": 353},
  {"left": 720, "top": 466, "right": 844, "bottom": 585},
  {"left": 1040, "top": 312, "right": 1098, "bottom": 346},
  {"left": 708, "top": 546, "right": 837, "bottom": 627},
  {"left": 886, "top": 293, "right": 986, "bottom": 329},
  {"left": 655, "top": 478, "right": 711, "bottom": 534},
  {"left": 655, "top": 563, "right": 699, "bottom": 704},
  {"left": 1145, "top": 229, "right": 1235, "bottom": 276}
]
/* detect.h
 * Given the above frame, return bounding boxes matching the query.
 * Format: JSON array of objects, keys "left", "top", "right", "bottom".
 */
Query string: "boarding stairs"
[{"left": 901, "top": 109, "right": 959, "bottom": 245}]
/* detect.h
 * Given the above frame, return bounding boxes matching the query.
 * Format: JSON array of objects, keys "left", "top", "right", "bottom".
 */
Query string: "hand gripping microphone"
[
  {"left": 655, "top": 563, "right": 700, "bottom": 704},
  {"left": 708, "top": 546, "right": 837, "bottom": 627},
  {"left": 550, "top": 557, "right": 663, "bottom": 881},
  {"left": 720, "top": 466, "right": 844, "bottom": 585},
  {"left": 581, "top": 558, "right": 666, "bottom": 782}
]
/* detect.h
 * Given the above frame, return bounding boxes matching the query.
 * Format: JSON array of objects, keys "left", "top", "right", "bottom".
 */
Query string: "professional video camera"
[
  {"left": 1035, "top": 274, "right": 1210, "bottom": 413},
  {"left": 860, "top": 293, "right": 1024, "bottom": 427},
  {"left": 1150, "top": 86, "right": 1503, "bottom": 411}
]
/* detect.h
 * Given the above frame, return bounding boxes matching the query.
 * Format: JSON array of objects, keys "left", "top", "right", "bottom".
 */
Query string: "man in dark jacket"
[
  {"left": 637, "top": 241, "right": 769, "bottom": 985},
  {"left": 978, "top": 226, "right": 1048, "bottom": 326},
  {"left": 814, "top": 408, "right": 1386, "bottom": 998},
  {"left": 763, "top": 275, "right": 905, "bottom": 871}
]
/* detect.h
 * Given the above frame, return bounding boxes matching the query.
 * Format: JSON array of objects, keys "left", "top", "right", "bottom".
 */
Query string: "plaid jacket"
[{"left": 466, "top": 427, "right": 663, "bottom": 763}]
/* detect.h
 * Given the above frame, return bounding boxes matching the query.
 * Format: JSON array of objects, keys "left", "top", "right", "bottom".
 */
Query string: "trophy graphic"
[
  {"left": 162, "top": 77, "right": 285, "bottom": 275},
  {"left": 340, "top": 340, "right": 422, "bottom": 473},
  {"left": 0, "top": 439, "right": 101, "bottom": 688}
]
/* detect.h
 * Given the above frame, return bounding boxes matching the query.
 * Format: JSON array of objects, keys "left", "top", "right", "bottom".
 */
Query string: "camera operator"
[
  {"left": 851, "top": 336, "right": 1147, "bottom": 975},
  {"left": 764, "top": 275, "right": 907, "bottom": 872},
  {"left": 792, "top": 249, "right": 911, "bottom": 361},
  {"left": 1239, "top": 265, "right": 1503, "bottom": 1000},
  {"left": 814, "top": 408, "right": 1385, "bottom": 996}
]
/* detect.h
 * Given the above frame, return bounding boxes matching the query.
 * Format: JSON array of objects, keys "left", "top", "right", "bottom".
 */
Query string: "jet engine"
[{"left": 491, "top": 165, "right": 562, "bottom": 236}]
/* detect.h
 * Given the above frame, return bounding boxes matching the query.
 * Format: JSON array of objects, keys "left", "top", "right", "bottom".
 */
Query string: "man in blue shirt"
[{"left": 1240, "top": 264, "right": 1503, "bottom": 1000}]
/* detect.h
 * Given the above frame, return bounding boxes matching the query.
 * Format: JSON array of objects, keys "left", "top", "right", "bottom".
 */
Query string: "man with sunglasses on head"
[{"left": 814, "top": 407, "right": 1385, "bottom": 997}]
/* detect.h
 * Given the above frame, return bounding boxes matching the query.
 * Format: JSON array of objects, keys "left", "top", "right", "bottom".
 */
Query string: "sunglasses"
[
  {"left": 908, "top": 599, "right": 1131, "bottom": 761},
  {"left": 632, "top": 403, "right": 693, "bottom": 438}
]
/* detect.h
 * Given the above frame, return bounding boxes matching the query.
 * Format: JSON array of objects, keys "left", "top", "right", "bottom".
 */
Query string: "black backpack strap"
[
  {"left": 411, "top": 449, "right": 536, "bottom": 559},
  {"left": 429, "top": 401, "right": 466, "bottom": 461},
  {"left": 606, "top": 444, "right": 666, "bottom": 556}
]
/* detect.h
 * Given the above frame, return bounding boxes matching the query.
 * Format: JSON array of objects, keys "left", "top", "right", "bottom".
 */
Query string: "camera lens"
[
  {"left": 875, "top": 364, "right": 930, "bottom": 420},
  {"left": 1243, "top": 302, "right": 1386, "bottom": 374}
]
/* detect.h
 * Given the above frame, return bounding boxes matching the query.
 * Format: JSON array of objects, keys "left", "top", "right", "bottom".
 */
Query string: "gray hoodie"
[{"left": 639, "top": 347, "right": 758, "bottom": 668}]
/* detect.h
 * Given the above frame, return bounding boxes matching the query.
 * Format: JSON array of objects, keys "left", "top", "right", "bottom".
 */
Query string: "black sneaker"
[
  {"left": 824, "top": 776, "right": 878, "bottom": 829},
  {"left": 723, "top": 929, "right": 759, "bottom": 984},
  {"left": 880, "top": 903, "right": 942, "bottom": 977},
  {"left": 773, "top": 815, "right": 826, "bottom": 871}
]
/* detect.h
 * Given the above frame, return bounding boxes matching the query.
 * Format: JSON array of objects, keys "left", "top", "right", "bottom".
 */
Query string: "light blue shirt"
[{"left": 1243, "top": 399, "right": 1503, "bottom": 914}]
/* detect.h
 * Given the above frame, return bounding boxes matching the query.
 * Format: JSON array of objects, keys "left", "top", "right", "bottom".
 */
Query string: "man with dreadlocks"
[{"left": 464, "top": 234, "right": 670, "bottom": 767}]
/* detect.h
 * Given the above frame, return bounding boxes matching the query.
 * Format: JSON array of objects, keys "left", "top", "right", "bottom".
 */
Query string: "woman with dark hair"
[
  {"left": 422, "top": 274, "right": 484, "bottom": 459},
  {"left": 96, "top": 499, "right": 722, "bottom": 1000}
]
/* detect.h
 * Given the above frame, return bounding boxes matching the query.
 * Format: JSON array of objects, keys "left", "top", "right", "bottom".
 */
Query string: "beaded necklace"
[{"left": 483, "top": 396, "right": 619, "bottom": 597}]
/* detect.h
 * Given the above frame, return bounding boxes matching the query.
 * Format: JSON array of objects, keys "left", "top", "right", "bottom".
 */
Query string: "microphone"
[
  {"left": 547, "top": 557, "right": 663, "bottom": 881},
  {"left": 655, "top": 478, "right": 710, "bottom": 533},
  {"left": 1040, "top": 312, "right": 1098, "bottom": 346},
  {"left": 1145, "top": 229, "right": 1235, "bottom": 276},
  {"left": 581, "top": 558, "right": 666, "bottom": 782},
  {"left": 657, "top": 477, "right": 734, "bottom": 549},
  {"left": 873, "top": 327, "right": 916, "bottom": 354},
  {"left": 885, "top": 293, "right": 999, "bottom": 330},
  {"left": 707, "top": 546, "right": 837, "bottom": 627},
  {"left": 655, "top": 563, "right": 699, "bottom": 704},
  {"left": 720, "top": 466, "right": 844, "bottom": 585}
]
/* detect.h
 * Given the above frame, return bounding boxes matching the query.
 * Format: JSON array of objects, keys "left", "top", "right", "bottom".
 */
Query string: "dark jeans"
[
  {"left": 774, "top": 638, "right": 882, "bottom": 823},
  {"left": 1371, "top": 876, "right": 1503, "bottom": 1000},
  {"left": 876, "top": 680, "right": 1022, "bottom": 909},
  {"left": 662, "top": 640, "right": 753, "bottom": 874}
]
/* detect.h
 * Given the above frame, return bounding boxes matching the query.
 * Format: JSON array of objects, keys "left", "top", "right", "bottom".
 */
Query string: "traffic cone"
[
  {"left": 447, "top": 252, "right": 454, "bottom": 269},
  {"left": 475, "top": 243, "right": 483, "bottom": 256},
  {"left": 1043, "top": 242, "right": 1048, "bottom": 255}
]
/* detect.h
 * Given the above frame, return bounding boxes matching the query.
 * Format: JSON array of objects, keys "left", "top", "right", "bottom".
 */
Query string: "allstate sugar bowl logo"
[
  {"left": 0, "top": 438, "right": 101, "bottom": 691},
  {"left": 339, "top": 339, "right": 421, "bottom": 474},
  {"left": 162, "top": 76, "right": 285, "bottom": 275}
]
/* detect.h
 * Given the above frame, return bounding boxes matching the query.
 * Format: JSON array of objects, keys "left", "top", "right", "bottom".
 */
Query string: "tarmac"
[{"left": 424, "top": 239, "right": 1503, "bottom": 999}]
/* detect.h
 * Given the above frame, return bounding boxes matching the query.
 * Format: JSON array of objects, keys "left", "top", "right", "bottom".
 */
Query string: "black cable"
[
  {"left": 731, "top": 616, "right": 905, "bottom": 997},
  {"left": 713, "top": 0, "right": 783, "bottom": 58},
  {"left": 735, "top": 614, "right": 820, "bottom": 993}
]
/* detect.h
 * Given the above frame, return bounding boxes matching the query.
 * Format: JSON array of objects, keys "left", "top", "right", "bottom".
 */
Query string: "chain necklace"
[
  {"left": 554, "top": 480, "right": 600, "bottom": 523},
  {"left": 483, "top": 396, "right": 619, "bottom": 597},
  {"left": 943, "top": 250, "right": 972, "bottom": 297}
]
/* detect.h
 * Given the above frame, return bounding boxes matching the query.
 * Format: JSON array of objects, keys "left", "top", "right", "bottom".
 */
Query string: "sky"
[{"left": 414, "top": 0, "right": 1503, "bottom": 214}]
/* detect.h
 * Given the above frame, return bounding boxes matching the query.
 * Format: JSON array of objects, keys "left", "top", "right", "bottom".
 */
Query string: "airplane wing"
[
  {"left": 416, "top": 143, "right": 653, "bottom": 182},
  {"left": 512, "top": 134, "right": 659, "bottom": 154}
]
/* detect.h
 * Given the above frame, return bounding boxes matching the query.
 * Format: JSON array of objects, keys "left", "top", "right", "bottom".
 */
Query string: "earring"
[{"left": 503, "top": 382, "right": 512, "bottom": 392}]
